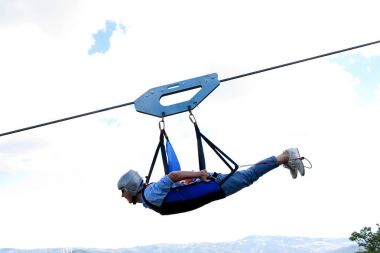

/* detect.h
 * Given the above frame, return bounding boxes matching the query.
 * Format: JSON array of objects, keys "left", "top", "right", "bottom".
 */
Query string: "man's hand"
[{"left": 199, "top": 170, "right": 210, "bottom": 182}]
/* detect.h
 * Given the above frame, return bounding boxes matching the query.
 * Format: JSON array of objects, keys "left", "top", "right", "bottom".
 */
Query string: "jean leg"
[{"left": 216, "top": 156, "right": 279, "bottom": 196}]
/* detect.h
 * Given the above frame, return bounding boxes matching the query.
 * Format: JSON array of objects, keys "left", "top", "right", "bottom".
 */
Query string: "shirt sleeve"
[{"left": 142, "top": 175, "right": 174, "bottom": 208}]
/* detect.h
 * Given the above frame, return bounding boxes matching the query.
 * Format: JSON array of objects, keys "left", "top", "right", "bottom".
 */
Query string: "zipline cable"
[
  {"left": 220, "top": 39, "right": 380, "bottom": 83},
  {"left": 0, "top": 101, "right": 134, "bottom": 137},
  {"left": 1, "top": 39, "right": 380, "bottom": 137}
]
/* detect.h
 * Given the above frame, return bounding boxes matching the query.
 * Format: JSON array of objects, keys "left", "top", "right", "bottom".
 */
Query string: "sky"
[{"left": 0, "top": 0, "right": 380, "bottom": 249}]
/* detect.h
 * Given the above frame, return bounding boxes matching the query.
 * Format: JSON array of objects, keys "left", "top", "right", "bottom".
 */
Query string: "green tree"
[{"left": 350, "top": 224, "right": 380, "bottom": 253}]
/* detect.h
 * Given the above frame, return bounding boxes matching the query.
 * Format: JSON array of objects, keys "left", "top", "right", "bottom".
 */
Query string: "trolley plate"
[{"left": 134, "top": 73, "right": 219, "bottom": 117}]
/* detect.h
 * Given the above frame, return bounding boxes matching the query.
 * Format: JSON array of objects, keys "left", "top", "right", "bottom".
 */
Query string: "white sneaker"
[{"left": 284, "top": 148, "right": 305, "bottom": 178}]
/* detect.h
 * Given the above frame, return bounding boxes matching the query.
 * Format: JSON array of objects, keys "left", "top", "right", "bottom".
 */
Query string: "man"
[{"left": 117, "top": 148, "right": 308, "bottom": 215}]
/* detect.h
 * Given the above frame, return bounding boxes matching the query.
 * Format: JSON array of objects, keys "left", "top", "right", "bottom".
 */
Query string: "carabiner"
[
  {"left": 159, "top": 118, "right": 165, "bottom": 131},
  {"left": 188, "top": 110, "right": 197, "bottom": 124}
]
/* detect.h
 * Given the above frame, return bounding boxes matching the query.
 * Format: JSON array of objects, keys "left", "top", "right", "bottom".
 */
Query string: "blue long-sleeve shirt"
[{"left": 142, "top": 175, "right": 174, "bottom": 208}]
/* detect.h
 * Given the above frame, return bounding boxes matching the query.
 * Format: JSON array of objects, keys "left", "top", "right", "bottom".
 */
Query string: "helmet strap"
[{"left": 132, "top": 196, "right": 137, "bottom": 205}]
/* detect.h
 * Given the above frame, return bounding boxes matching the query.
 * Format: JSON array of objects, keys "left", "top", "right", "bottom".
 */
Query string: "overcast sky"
[{"left": 1, "top": 0, "right": 380, "bottom": 249}]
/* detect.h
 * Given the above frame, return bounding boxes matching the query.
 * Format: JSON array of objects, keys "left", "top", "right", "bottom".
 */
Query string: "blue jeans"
[{"left": 214, "top": 156, "right": 279, "bottom": 196}]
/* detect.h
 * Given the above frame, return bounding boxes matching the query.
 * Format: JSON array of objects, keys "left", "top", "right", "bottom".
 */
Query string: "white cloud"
[
  {"left": 0, "top": 0, "right": 79, "bottom": 35},
  {"left": 1, "top": 0, "right": 380, "bottom": 249}
]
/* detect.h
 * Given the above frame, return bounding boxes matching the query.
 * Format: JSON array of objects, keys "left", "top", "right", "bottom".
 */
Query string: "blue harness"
[{"left": 142, "top": 179, "right": 226, "bottom": 215}]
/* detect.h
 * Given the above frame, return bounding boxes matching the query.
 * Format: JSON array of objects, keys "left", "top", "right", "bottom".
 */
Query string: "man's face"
[{"left": 121, "top": 189, "right": 133, "bottom": 204}]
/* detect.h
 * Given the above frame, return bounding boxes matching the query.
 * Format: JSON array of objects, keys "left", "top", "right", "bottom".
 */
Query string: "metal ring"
[
  {"left": 159, "top": 118, "right": 165, "bottom": 130},
  {"left": 188, "top": 110, "right": 197, "bottom": 124}
]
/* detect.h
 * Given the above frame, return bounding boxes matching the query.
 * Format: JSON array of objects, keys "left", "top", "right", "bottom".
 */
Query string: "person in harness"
[{"left": 117, "top": 148, "right": 307, "bottom": 215}]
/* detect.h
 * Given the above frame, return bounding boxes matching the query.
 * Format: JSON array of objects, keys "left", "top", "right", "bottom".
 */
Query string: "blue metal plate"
[{"left": 134, "top": 73, "right": 219, "bottom": 117}]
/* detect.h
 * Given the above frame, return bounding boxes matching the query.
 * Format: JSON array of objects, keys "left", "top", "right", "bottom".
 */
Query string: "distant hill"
[{"left": 0, "top": 235, "right": 359, "bottom": 253}]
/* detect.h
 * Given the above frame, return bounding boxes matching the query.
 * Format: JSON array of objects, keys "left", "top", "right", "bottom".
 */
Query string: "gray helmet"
[{"left": 117, "top": 170, "right": 144, "bottom": 196}]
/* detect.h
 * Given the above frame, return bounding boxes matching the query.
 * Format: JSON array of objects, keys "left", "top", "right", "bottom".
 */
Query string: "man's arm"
[{"left": 168, "top": 170, "right": 210, "bottom": 183}]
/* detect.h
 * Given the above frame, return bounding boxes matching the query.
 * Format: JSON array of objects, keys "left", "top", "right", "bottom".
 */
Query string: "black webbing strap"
[
  {"left": 192, "top": 122, "right": 239, "bottom": 186},
  {"left": 161, "top": 129, "right": 169, "bottom": 175},
  {"left": 145, "top": 130, "right": 168, "bottom": 184},
  {"left": 194, "top": 123, "right": 206, "bottom": 171}
]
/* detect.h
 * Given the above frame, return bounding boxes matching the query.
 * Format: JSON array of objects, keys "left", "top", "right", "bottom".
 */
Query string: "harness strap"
[
  {"left": 194, "top": 123, "right": 206, "bottom": 171},
  {"left": 191, "top": 115, "right": 239, "bottom": 186},
  {"left": 146, "top": 130, "right": 168, "bottom": 184},
  {"left": 198, "top": 131, "right": 239, "bottom": 185},
  {"left": 160, "top": 130, "right": 169, "bottom": 175}
]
